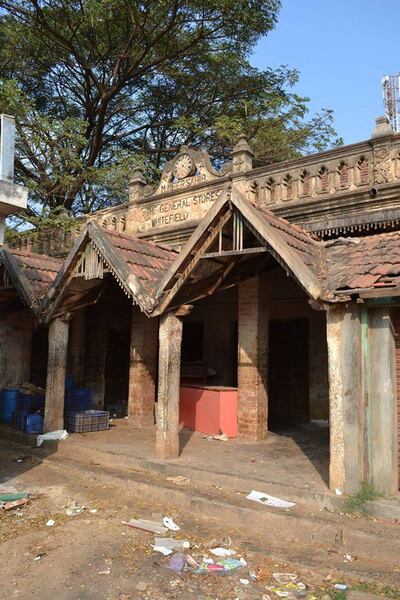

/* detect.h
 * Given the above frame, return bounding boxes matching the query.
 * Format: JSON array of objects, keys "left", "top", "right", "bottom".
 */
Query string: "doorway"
[
  {"left": 104, "top": 329, "right": 130, "bottom": 415},
  {"left": 268, "top": 319, "right": 309, "bottom": 427},
  {"left": 30, "top": 326, "right": 49, "bottom": 388}
]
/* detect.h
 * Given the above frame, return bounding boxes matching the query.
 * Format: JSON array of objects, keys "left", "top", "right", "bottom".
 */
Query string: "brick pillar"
[
  {"left": 69, "top": 308, "right": 86, "bottom": 387},
  {"left": 128, "top": 308, "right": 158, "bottom": 426},
  {"left": 44, "top": 317, "right": 70, "bottom": 432},
  {"left": 326, "top": 302, "right": 364, "bottom": 494},
  {"left": 156, "top": 312, "right": 182, "bottom": 459},
  {"left": 237, "top": 274, "right": 269, "bottom": 440}
]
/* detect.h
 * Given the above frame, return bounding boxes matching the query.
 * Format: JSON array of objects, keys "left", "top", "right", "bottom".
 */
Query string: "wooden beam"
[
  {"left": 200, "top": 247, "right": 267, "bottom": 259},
  {"left": 358, "top": 286, "right": 400, "bottom": 299},
  {"left": 174, "top": 304, "right": 193, "bottom": 317},
  {"left": 231, "top": 190, "right": 323, "bottom": 300},
  {"left": 155, "top": 208, "right": 233, "bottom": 314},
  {"left": 154, "top": 188, "right": 231, "bottom": 299}
]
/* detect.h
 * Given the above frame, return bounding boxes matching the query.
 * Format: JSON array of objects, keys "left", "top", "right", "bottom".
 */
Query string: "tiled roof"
[
  {"left": 255, "top": 205, "right": 325, "bottom": 279},
  {"left": 6, "top": 249, "right": 63, "bottom": 302},
  {"left": 326, "top": 230, "right": 400, "bottom": 291},
  {"left": 102, "top": 229, "right": 178, "bottom": 291}
]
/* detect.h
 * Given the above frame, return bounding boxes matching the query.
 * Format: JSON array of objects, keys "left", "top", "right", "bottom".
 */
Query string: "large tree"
[{"left": 0, "top": 0, "right": 341, "bottom": 220}]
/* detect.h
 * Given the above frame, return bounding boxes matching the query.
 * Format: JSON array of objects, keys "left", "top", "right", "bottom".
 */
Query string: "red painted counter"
[{"left": 179, "top": 385, "right": 238, "bottom": 437}]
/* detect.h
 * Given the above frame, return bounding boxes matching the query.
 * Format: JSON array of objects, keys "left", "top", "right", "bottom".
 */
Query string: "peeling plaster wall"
[
  {"left": 83, "top": 284, "right": 131, "bottom": 408},
  {"left": 0, "top": 308, "right": 34, "bottom": 387}
]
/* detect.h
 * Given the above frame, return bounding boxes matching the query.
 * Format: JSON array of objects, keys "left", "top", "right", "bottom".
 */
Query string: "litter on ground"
[
  {"left": 210, "top": 547, "right": 236, "bottom": 557},
  {"left": 123, "top": 518, "right": 168, "bottom": 535},
  {"left": 65, "top": 501, "right": 85, "bottom": 516},
  {"left": 246, "top": 490, "right": 296, "bottom": 509},
  {"left": 36, "top": 430, "right": 69, "bottom": 447},
  {"left": 204, "top": 433, "right": 229, "bottom": 442},
  {"left": 166, "top": 475, "right": 191, "bottom": 486},
  {"left": 163, "top": 516, "right": 180, "bottom": 531}
]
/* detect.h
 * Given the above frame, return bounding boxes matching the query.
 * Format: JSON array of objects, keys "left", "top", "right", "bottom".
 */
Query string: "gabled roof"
[
  {"left": 326, "top": 230, "right": 400, "bottom": 293},
  {"left": 44, "top": 221, "right": 177, "bottom": 319},
  {"left": 154, "top": 188, "right": 326, "bottom": 313},
  {"left": 0, "top": 247, "right": 62, "bottom": 311}
]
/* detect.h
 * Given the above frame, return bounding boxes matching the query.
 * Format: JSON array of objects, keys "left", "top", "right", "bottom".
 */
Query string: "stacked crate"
[{"left": 64, "top": 387, "right": 109, "bottom": 433}]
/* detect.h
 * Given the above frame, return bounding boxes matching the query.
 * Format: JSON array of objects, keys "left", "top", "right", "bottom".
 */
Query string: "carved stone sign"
[
  {"left": 130, "top": 146, "right": 229, "bottom": 233},
  {"left": 148, "top": 146, "right": 229, "bottom": 196},
  {"left": 134, "top": 187, "right": 224, "bottom": 233}
]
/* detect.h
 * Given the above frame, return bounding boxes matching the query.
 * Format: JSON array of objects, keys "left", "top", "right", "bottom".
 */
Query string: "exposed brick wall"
[
  {"left": 128, "top": 308, "right": 159, "bottom": 426},
  {"left": 237, "top": 274, "right": 268, "bottom": 440}
]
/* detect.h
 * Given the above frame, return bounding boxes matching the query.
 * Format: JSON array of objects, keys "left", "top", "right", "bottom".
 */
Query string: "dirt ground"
[{"left": 0, "top": 440, "right": 399, "bottom": 600}]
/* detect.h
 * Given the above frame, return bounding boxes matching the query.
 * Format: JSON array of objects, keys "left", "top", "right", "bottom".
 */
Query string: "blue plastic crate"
[
  {"left": 22, "top": 414, "right": 43, "bottom": 434},
  {"left": 16, "top": 410, "right": 29, "bottom": 432},
  {"left": 65, "top": 410, "right": 109, "bottom": 433}
]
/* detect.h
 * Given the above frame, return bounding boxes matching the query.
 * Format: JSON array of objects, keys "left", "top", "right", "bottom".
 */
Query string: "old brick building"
[{"left": 2, "top": 115, "right": 400, "bottom": 497}]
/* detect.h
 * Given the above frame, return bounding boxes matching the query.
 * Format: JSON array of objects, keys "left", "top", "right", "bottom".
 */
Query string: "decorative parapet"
[
  {"left": 76, "top": 118, "right": 400, "bottom": 245},
  {"left": 249, "top": 135, "right": 400, "bottom": 207},
  {"left": 10, "top": 116, "right": 400, "bottom": 254}
]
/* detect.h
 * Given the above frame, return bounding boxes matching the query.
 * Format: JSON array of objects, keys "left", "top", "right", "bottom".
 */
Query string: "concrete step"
[
  {"left": 41, "top": 450, "right": 400, "bottom": 573},
  {"left": 2, "top": 420, "right": 400, "bottom": 523},
  {"left": 44, "top": 434, "right": 343, "bottom": 513}
]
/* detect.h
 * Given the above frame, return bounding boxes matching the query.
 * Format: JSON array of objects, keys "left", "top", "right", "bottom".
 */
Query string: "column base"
[{"left": 155, "top": 431, "right": 179, "bottom": 460}]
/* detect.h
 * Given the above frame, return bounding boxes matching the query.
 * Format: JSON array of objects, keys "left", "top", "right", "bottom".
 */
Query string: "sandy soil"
[{"left": 0, "top": 440, "right": 398, "bottom": 600}]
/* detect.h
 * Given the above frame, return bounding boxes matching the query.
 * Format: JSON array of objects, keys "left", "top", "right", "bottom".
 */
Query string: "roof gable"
[
  {"left": 153, "top": 188, "right": 325, "bottom": 314},
  {"left": 0, "top": 247, "right": 62, "bottom": 311},
  {"left": 44, "top": 222, "right": 177, "bottom": 319}
]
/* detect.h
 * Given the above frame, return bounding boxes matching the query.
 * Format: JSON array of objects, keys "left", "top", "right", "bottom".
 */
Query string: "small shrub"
[{"left": 344, "top": 481, "right": 383, "bottom": 514}]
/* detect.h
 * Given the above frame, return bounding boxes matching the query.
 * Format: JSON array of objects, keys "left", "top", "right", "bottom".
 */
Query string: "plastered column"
[
  {"left": 128, "top": 308, "right": 158, "bottom": 426},
  {"left": 326, "top": 302, "right": 364, "bottom": 494},
  {"left": 68, "top": 308, "right": 86, "bottom": 387},
  {"left": 44, "top": 317, "right": 70, "bottom": 432},
  {"left": 156, "top": 312, "right": 182, "bottom": 459},
  {"left": 237, "top": 274, "right": 269, "bottom": 440},
  {"left": 368, "top": 307, "right": 398, "bottom": 494}
]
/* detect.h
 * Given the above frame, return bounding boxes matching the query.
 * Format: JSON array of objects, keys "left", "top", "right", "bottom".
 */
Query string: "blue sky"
[{"left": 252, "top": 0, "right": 400, "bottom": 145}]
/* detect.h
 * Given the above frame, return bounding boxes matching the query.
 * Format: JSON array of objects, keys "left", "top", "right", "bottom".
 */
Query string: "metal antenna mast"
[{"left": 382, "top": 74, "right": 400, "bottom": 133}]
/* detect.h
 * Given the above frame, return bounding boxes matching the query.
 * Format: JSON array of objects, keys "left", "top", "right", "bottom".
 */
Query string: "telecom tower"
[{"left": 382, "top": 74, "right": 400, "bottom": 133}]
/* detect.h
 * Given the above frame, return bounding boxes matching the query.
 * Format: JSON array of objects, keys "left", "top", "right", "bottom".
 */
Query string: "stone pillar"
[
  {"left": 368, "top": 307, "right": 398, "bottom": 494},
  {"left": 44, "top": 317, "right": 70, "bottom": 432},
  {"left": 68, "top": 308, "right": 86, "bottom": 388},
  {"left": 326, "top": 302, "right": 364, "bottom": 494},
  {"left": 237, "top": 274, "right": 269, "bottom": 440},
  {"left": 156, "top": 312, "right": 183, "bottom": 460},
  {"left": 128, "top": 308, "right": 159, "bottom": 426},
  {"left": 126, "top": 167, "right": 146, "bottom": 235}
]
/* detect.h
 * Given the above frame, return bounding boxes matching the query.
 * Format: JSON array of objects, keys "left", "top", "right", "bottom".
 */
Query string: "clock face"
[{"left": 173, "top": 154, "right": 195, "bottom": 179}]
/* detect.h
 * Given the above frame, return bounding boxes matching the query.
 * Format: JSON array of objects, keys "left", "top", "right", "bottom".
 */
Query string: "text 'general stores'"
[{"left": 136, "top": 189, "right": 222, "bottom": 231}]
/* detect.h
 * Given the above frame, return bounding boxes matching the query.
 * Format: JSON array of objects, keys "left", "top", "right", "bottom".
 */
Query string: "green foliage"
[
  {"left": 353, "top": 582, "right": 400, "bottom": 599},
  {"left": 328, "top": 591, "right": 348, "bottom": 600},
  {"left": 0, "top": 0, "right": 341, "bottom": 226},
  {"left": 344, "top": 481, "right": 383, "bottom": 514}
]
